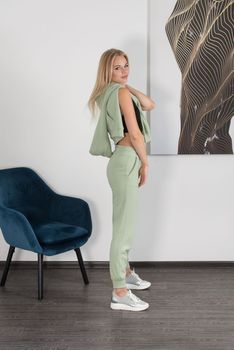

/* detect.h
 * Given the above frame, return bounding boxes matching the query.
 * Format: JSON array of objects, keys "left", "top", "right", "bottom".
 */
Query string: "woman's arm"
[{"left": 125, "top": 84, "right": 156, "bottom": 111}]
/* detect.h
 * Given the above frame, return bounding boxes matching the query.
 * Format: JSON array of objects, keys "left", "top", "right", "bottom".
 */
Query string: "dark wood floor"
[{"left": 1, "top": 264, "right": 234, "bottom": 350}]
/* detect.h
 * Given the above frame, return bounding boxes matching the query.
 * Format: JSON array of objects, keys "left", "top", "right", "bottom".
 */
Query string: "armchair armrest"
[
  {"left": 0, "top": 205, "right": 43, "bottom": 253},
  {"left": 48, "top": 193, "right": 92, "bottom": 233}
]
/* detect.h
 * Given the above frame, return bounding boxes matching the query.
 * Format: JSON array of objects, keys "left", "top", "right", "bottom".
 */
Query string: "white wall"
[
  {"left": 0, "top": 0, "right": 233, "bottom": 262},
  {"left": 149, "top": 0, "right": 181, "bottom": 155}
]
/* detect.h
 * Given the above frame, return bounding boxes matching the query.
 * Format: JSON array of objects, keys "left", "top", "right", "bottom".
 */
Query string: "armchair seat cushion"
[{"left": 32, "top": 221, "right": 88, "bottom": 246}]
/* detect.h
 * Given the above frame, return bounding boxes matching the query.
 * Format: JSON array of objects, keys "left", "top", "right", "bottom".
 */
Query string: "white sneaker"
[
  {"left": 110, "top": 290, "right": 149, "bottom": 311},
  {"left": 125, "top": 268, "right": 151, "bottom": 290}
]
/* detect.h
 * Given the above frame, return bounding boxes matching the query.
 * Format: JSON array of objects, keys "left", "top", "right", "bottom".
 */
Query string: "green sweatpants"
[{"left": 106, "top": 144, "right": 141, "bottom": 288}]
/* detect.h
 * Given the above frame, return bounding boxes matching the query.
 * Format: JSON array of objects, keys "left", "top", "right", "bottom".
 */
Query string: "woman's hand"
[{"left": 138, "top": 163, "right": 149, "bottom": 187}]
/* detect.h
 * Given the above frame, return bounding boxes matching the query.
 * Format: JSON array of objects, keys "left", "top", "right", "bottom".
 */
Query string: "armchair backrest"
[{"left": 0, "top": 167, "right": 55, "bottom": 222}]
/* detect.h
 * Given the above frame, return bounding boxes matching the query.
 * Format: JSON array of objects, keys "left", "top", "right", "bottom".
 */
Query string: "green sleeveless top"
[{"left": 89, "top": 82, "right": 151, "bottom": 158}]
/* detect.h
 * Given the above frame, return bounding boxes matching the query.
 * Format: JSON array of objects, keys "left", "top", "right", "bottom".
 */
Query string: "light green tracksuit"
[{"left": 89, "top": 82, "right": 151, "bottom": 288}]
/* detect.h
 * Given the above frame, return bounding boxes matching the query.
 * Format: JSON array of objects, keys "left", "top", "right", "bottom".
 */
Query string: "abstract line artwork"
[{"left": 165, "top": 0, "right": 234, "bottom": 154}]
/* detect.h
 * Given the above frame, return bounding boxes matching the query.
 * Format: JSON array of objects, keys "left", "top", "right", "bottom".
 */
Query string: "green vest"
[{"left": 89, "top": 82, "right": 151, "bottom": 158}]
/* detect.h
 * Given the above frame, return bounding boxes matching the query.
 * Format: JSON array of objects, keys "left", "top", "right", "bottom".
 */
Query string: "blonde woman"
[{"left": 88, "top": 48, "right": 156, "bottom": 311}]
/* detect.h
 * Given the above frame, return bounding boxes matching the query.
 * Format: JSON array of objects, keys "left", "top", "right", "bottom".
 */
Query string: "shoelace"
[
  {"left": 131, "top": 269, "right": 143, "bottom": 283},
  {"left": 128, "top": 290, "right": 141, "bottom": 303}
]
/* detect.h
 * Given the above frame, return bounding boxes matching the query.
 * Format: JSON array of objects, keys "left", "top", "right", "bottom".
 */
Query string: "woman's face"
[{"left": 111, "top": 55, "right": 129, "bottom": 84}]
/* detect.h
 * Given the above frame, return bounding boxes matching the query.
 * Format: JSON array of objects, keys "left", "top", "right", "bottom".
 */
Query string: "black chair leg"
[
  {"left": 74, "top": 248, "right": 89, "bottom": 284},
  {"left": 0, "top": 245, "right": 15, "bottom": 286},
  {"left": 38, "top": 253, "right": 43, "bottom": 300}
]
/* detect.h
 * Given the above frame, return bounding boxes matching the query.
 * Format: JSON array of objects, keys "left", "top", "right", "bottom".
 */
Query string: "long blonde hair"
[{"left": 88, "top": 48, "right": 129, "bottom": 117}]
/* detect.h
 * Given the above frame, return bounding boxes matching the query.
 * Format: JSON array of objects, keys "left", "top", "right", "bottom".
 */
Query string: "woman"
[{"left": 88, "top": 48, "right": 156, "bottom": 311}]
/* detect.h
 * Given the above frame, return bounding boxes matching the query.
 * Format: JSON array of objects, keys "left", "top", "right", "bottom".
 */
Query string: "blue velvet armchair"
[{"left": 0, "top": 167, "right": 92, "bottom": 300}]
